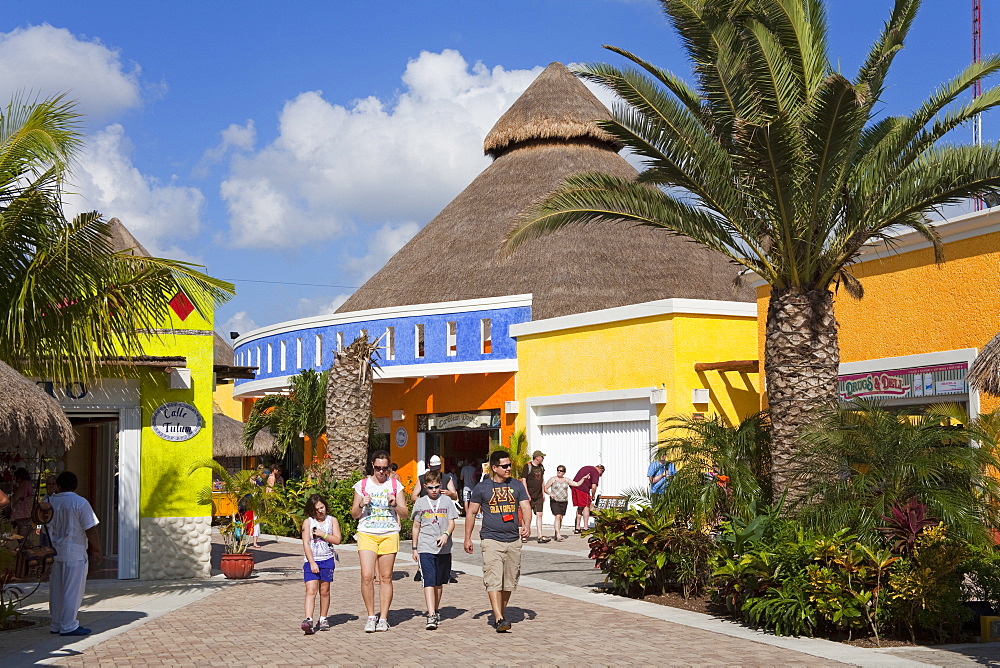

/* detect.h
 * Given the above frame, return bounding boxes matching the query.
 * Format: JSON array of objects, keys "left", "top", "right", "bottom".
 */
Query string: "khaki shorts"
[
  {"left": 356, "top": 532, "right": 399, "bottom": 555},
  {"left": 481, "top": 538, "right": 522, "bottom": 592}
]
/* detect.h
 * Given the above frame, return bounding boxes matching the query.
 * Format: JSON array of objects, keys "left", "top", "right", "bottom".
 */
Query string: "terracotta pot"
[{"left": 220, "top": 552, "right": 254, "bottom": 579}]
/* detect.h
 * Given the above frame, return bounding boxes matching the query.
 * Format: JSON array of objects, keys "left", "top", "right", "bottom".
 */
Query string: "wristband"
[{"left": 442, "top": 531, "right": 450, "bottom": 537}]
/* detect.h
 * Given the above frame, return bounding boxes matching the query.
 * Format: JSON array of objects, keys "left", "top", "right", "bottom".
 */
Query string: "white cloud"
[
  {"left": 0, "top": 24, "right": 141, "bottom": 121},
  {"left": 196, "top": 120, "right": 256, "bottom": 176},
  {"left": 221, "top": 311, "right": 260, "bottom": 338},
  {"left": 296, "top": 294, "right": 351, "bottom": 318},
  {"left": 344, "top": 221, "right": 421, "bottom": 284},
  {"left": 222, "top": 50, "right": 542, "bottom": 249},
  {"left": 63, "top": 124, "right": 205, "bottom": 259}
]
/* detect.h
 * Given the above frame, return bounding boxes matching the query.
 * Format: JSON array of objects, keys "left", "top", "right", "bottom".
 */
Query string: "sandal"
[
  {"left": 574, "top": 528, "right": 582, "bottom": 534},
  {"left": 521, "top": 537, "right": 528, "bottom": 543},
  {"left": 537, "top": 536, "right": 551, "bottom": 543}
]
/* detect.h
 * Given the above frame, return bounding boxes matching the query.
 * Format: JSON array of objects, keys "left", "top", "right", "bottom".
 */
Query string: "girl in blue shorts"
[{"left": 301, "top": 494, "right": 341, "bottom": 634}]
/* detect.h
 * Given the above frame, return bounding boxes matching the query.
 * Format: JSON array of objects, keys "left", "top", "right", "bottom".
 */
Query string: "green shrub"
[{"left": 963, "top": 544, "right": 1000, "bottom": 613}]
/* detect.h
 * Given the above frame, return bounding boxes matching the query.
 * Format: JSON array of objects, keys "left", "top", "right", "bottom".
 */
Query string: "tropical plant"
[
  {"left": 489, "top": 428, "right": 530, "bottom": 475},
  {"left": 0, "top": 95, "right": 233, "bottom": 383},
  {"left": 326, "top": 333, "right": 382, "bottom": 479},
  {"left": 642, "top": 412, "right": 771, "bottom": 527},
  {"left": 188, "top": 459, "right": 269, "bottom": 554},
  {"left": 795, "top": 399, "right": 1000, "bottom": 544},
  {"left": 879, "top": 497, "right": 938, "bottom": 555},
  {"left": 505, "top": 0, "right": 1000, "bottom": 502},
  {"left": 244, "top": 368, "right": 328, "bottom": 458}
]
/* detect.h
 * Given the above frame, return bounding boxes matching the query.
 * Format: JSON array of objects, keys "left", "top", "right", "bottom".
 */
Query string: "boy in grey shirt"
[{"left": 410, "top": 470, "right": 458, "bottom": 630}]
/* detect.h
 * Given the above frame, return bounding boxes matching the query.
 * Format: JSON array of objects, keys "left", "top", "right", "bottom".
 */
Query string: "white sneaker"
[
  {"left": 375, "top": 618, "right": 390, "bottom": 632},
  {"left": 364, "top": 616, "right": 378, "bottom": 633}
]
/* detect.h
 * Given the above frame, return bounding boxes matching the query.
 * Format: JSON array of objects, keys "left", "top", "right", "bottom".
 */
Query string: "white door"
[{"left": 536, "top": 420, "right": 651, "bottom": 527}]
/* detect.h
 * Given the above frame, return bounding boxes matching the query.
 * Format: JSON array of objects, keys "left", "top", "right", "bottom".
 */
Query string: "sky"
[{"left": 1, "top": 0, "right": 994, "bottom": 338}]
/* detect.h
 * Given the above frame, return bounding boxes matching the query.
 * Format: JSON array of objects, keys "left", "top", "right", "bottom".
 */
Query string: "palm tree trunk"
[
  {"left": 764, "top": 287, "right": 840, "bottom": 507},
  {"left": 325, "top": 335, "right": 378, "bottom": 479}
]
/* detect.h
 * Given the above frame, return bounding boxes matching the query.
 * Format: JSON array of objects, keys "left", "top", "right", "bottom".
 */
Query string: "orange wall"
[
  {"left": 755, "top": 229, "right": 1000, "bottom": 412},
  {"left": 371, "top": 372, "right": 516, "bottom": 486}
]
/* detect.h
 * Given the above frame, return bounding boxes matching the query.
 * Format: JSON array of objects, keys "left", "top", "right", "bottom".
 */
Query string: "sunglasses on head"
[
  {"left": 425, "top": 484, "right": 441, "bottom": 490},
  {"left": 373, "top": 465, "right": 390, "bottom": 472},
  {"left": 495, "top": 463, "right": 512, "bottom": 469}
]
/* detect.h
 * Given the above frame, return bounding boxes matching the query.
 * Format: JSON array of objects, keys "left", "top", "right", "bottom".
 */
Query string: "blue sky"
[{"left": 1, "top": 0, "right": 992, "bottom": 337}]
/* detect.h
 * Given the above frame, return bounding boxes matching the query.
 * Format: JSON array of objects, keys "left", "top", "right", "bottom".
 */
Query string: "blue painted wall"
[{"left": 234, "top": 305, "right": 530, "bottom": 386}]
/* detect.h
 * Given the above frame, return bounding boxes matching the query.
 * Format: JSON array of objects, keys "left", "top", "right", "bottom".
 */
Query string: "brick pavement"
[{"left": 0, "top": 530, "right": 961, "bottom": 666}]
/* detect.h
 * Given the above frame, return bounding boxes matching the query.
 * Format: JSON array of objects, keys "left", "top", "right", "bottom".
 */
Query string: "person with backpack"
[{"left": 351, "top": 450, "right": 407, "bottom": 632}]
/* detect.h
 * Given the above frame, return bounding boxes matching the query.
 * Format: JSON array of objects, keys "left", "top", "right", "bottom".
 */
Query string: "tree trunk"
[
  {"left": 764, "top": 287, "right": 840, "bottom": 508},
  {"left": 325, "top": 334, "right": 378, "bottom": 479}
]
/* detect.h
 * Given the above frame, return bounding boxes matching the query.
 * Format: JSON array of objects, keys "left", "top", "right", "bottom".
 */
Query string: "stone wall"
[{"left": 139, "top": 516, "right": 212, "bottom": 579}]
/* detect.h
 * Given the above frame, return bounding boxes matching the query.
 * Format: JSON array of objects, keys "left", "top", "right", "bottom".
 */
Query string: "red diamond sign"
[{"left": 168, "top": 291, "right": 195, "bottom": 321}]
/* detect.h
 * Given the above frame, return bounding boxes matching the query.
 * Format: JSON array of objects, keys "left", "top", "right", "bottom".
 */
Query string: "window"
[
  {"left": 415, "top": 324, "right": 425, "bottom": 358},
  {"left": 385, "top": 327, "right": 395, "bottom": 360},
  {"left": 315, "top": 334, "right": 323, "bottom": 366},
  {"left": 267, "top": 343, "right": 273, "bottom": 373},
  {"left": 296, "top": 337, "right": 302, "bottom": 369},
  {"left": 255, "top": 346, "right": 261, "bottom": 370},
  {"left": 447, "top": 321, "right": 457, "bottom": 356},
  {"left": 336, "top": 331, "right": 344, "bottom": 352},
  {"left": 481, "top": 318, "right": 492, "bottom": 354},
  {"left": 280, "top": 340, "right": 287, "bottom": 371}
]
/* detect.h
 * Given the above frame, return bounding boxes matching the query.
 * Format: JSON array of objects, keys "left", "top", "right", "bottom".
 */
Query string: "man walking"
[
  {"left": 464, "top": 449, "right": 531, "bottom": 633},
  {"left": 48, "top": 471, "right": 101, "bottom": 636},
  {"left": 460, "top": 459, "right": 480, "bottom": 513},
  {"left": 519, "top": 450, "right": 548, "bottom": 542},
  {"left": 572, "top": 464, "right": 604, "bottom": 534}
]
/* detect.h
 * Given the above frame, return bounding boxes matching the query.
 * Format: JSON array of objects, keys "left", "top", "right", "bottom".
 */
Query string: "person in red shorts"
[{"left": 572, "top": 464, "right": 604, "bottom": 533}]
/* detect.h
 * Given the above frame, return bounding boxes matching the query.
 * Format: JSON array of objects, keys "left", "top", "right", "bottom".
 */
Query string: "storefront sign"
[
  {"left": 394, "top": 426, "right": 408, "bottom": 448},
  {"left": 151, "top": 402, "right": 203, "bottom": 441},
  {"left": 838, "top": 362, "right": 967, "bottom": 401},
  {"left": 418, "top": 409, "right": 501, "bottom": 431}
]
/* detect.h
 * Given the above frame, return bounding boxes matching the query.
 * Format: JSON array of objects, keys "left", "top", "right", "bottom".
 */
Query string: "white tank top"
[{"left": 304, "top": 516, "right": 335, "bottom": 562}]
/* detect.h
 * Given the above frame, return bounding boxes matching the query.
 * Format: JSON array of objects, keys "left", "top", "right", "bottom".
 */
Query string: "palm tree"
[
  {"left": 0, "top": 95, "right": 233, "bottom": 383},
  {"left": 795, "top": 399, "right": 1000, "bottom": 545},
  {"left": 325, "top": 333, "right": 382, "bottom": 479},
  {"left": 506, "top": 0, "right": 1000, "bottom": 500},
  {"left": 243, "top": 368, "right": 328, "bottom": 459}
]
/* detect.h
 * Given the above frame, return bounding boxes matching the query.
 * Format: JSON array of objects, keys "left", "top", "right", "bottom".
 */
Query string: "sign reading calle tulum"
[{"left": 151, "top": 402, "right": 203, "bottom": 441}]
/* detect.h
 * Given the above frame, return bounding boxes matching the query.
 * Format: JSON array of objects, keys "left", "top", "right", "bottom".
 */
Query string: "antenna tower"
[{"left": 974, "top": 0, "right": 984, "bottom": 210}]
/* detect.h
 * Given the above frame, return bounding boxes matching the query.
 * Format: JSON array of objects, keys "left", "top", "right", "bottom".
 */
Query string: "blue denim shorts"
[{"left": 303, "top": 557, "right": 335, "bottom": 582}]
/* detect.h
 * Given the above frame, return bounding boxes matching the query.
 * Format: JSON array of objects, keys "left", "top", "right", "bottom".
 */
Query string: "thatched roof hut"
[
  {"left": 0, "top": 360, "right": 74, "bottom": 458},
  {"left": 969, "top": 333, "right": 1000, "bottom": 396},
  {"left": 338, "top": 62, "right": 751, "bottom": 320},
  {"left": 213, "top": 411, "right": 275, "bottom": 458},
  {"left": 107, "top": 217, "right": 151, "bottom": 257}
]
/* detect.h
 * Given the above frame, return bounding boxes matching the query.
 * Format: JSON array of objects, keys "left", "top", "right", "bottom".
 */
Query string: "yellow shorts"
[{"left": 356, "top": 532, "right": 400, "bottom": 555}]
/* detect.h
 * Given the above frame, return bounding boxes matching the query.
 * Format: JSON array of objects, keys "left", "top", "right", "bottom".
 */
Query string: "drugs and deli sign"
[{"left": 151, "top": 402, "right": 203, "bottom": 441}]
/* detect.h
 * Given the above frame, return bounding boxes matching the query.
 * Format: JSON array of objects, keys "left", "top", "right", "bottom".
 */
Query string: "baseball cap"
[
  {"left": 532, "top": 450, "right": 545, "bottom": 458},
  {"left": 429, "top": 455, "right": 442, "bottom": 466}
]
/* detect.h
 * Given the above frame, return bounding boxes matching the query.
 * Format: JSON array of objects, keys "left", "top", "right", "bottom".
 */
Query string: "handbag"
[{"left": 14, "top": 525, "right": 56, "bottom": 579}]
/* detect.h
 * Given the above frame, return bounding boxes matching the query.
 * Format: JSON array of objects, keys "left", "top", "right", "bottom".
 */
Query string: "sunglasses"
[
  {"left": 373, "top": 466, "right": 390, "bottom": 472},
  {"left": 557, "top": 469, "right": 566, "bottom": 473},
  {"left": 495, "top": 463, "right": 512, "bottom": 469},
  {"left": 425, "top": 485, "right": 441, "bottom": 490}
]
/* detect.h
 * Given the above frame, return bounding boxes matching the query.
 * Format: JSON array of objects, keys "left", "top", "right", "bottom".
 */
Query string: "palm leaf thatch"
[
  {"left": 0, "top": 360, "right": 73, "bottom": 457},
  {"left": 338, "top": 62, "right": 751, "bottom": 321},
  {"left": 969, "top": 332, "right": 1000, "bottom": 396},
  {"left": 213, "top": 412, "right": 274, "bottom": 458}
]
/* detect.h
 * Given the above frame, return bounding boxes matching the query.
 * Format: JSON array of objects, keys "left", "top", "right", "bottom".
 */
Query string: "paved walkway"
[{"left": 0, "top": 525, "right": 995, "bottom": 666}]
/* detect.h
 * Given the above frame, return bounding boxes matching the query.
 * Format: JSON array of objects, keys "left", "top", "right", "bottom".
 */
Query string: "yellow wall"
[
  {"left": 754, "top": 228, "right": 1000, "bottom": 412},
  {"left": 135, "top": 305, "right": 215, "bottom": 519},
  {"left": 213, "top": 382, "right": 243, "bottom": 420},
  {"left": 514, "top": 311, "right": 760, "bottom": 429}
]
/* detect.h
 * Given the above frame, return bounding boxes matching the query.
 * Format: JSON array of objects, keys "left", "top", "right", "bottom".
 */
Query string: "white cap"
[{"left": 429, "top": 455, "right": 442, "bottom": 466}]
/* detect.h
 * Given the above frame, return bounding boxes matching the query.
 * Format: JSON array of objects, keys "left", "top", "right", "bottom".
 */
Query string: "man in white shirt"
[{"left": 48, "top": 471, "right": 101, "bottom": 636}]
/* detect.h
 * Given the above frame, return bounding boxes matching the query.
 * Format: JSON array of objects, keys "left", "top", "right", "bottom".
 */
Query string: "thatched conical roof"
[
  {"left": 970, "top": 333, "right": 1000, "bottom": 396},
  {"left": 484, "top": 62, "right": 621, "bottom": 158},
  {"left": 213, "top": 411, "right": 275, "bottom": 458},
  {"left": 214, "top": 333, "right": 234, "bottom": 366},
  {"left": 338, "top": 63, "right": 750, "bottom": 320},
  {"left": 0, "top": 361, "right": 74, "bottom": 458},
  {"left": 107, "top": 217, "right": 151, "bottom": 257}
]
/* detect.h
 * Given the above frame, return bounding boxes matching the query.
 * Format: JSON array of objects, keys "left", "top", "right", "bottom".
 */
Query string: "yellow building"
[
  {"left": 755, "top": 207, "right": 1000, "bottom": 416},
  {"left": 511, "top": 298, "right": 760, "bottom": 522}
]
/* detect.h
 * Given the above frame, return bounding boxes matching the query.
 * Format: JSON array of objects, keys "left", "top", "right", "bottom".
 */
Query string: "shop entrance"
[
  {"left": 424, "top": 429, "right": 496, "bottom": 474},
  {"left": 67, "top": 414, "right": 120, "bottom": 579}
]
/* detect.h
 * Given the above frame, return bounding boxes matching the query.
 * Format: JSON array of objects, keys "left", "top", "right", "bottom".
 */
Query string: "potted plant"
[{"left": 189, "top": 459, "right": 267, "bottom": 579}]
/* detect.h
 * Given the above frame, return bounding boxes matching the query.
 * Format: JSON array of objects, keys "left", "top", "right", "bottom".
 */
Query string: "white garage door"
[{"left": 536, "top": 420, "right": 651, "bottom": 526}]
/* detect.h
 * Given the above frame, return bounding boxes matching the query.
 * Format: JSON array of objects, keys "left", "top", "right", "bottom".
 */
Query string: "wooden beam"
[{"left": 694, "top": 360, "right": 759, "bottom": 373}]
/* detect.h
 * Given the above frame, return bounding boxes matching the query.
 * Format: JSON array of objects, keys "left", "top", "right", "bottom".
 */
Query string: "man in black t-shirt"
[
  {"left": 520, "top": 450, "right": 547, "bottom": 542},
  {"left": 464, "top": 449, "right": 531, "bottom": 633},
  {"left": 411, "top": 454, "right": 459, "bottom": 501}
]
